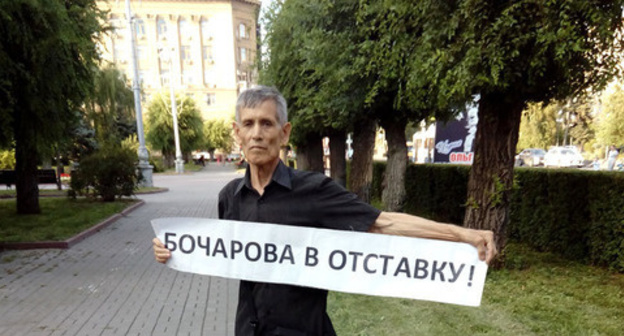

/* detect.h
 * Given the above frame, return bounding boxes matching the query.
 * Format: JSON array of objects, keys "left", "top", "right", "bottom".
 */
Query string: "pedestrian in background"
[{"left": 607, "top": 145, "right": 619, "bottom": 171}]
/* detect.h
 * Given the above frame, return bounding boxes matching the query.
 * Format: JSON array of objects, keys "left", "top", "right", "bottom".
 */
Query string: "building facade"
[{"left": 97, "top": 0, "right": 260, "bottom": 121}]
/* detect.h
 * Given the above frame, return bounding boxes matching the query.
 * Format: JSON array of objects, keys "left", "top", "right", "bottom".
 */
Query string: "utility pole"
[{"left": 125, "top": 0, "right": 153, "bottom": 186}]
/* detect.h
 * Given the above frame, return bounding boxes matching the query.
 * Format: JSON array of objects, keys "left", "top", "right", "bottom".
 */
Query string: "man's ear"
[
  {"left": 232, "top": 121, "right": 241, "bottom": 142},
  {"left": 281, "top": 122, "right": 292, "bottom": 146}
]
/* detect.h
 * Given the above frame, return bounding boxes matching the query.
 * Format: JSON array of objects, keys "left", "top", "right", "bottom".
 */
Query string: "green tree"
[
  {"left": 517, "top": 103, "right": 558, "bottom": 151},
  {"left": 415, "top": 0, "right": 623, "bottom": 252},
  {"left": 0, "top": 0, "right": 104, "bottom": 214},
  {"left": 145, "top": 93, "right": 204, "bottom": 167},
  {"left": 84, "top": 64, "right": 136, "bottom": 143},
  {"left": 202, "top": 119, "right": 233, "bottom": 160},
  {"left": 597, "top": 84, "right": 624, "bottom": 148},
  {"left": 260, "top": 0, "right": 379, "bottom": 196},
  {"left": 357, "top": 2, "right": 460, "bottom": 211}
]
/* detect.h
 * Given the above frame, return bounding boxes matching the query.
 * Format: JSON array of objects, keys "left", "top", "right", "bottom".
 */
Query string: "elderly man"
[{"left": 153, "top": 85, "right": 496, "bottom": 336}]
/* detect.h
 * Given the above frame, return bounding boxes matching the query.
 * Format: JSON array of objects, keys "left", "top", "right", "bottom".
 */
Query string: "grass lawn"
[
  {"left": 0, "top": 198, "right": 137, "bottom": 242},
  {"left": 0, "top": 186, "right": 165, "bottom": 198},
  {"left": 329, "top": 243, "right": 624, "bottom": 335},
  {"left": 161, "top": 162, "right": 205, "bottom": 174}
]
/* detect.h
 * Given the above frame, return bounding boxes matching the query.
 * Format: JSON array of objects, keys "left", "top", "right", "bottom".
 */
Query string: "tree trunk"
[
  {"left": 164, "top": 152, "right": 174, "bottom": 168},
  {"left": 463, "top": 92, "right": 524, "bottom": 254},
  {"left": 56, "top": 153, "right": 64, "bottom": 191},
  {"left": 15, "top": 119, "right": 41, "bottom": 214},
  {"left": 329, "top": 131, "right": 346, "bottom": 187},
  {"left": 295, "top": 133, "right": 324, "bottom": 173},
  {"left": 349, "top": 118, "right": 376, "bottom": 202},
  {"left": 380, "top": 118, "right": 408, "bottom": 212}
]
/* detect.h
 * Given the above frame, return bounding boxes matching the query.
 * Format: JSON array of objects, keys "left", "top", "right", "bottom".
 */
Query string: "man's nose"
[{"left": 251, "top": 123, "right": 263, "bottom": 139}]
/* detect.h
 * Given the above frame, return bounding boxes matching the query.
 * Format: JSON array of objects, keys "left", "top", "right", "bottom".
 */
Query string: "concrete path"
[{"left": 0, "top": 164, "right": 241, "bottom": 336}]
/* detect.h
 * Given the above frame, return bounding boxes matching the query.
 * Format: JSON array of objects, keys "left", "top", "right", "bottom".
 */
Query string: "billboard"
[{"left": 434, "top": 99, "right": 479, "bottom": 164}]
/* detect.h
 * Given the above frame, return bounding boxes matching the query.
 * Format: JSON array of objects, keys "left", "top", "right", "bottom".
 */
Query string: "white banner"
[{"left": 152, "top": 217, "right": 488, "bottom": 307}]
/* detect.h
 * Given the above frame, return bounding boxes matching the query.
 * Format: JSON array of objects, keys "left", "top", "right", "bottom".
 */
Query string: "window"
[
  {"left": 202, "top": 46, "right": 213, "bottom": 62},
  {"left": 179, "top": 18, "right": 192, "bottom": 40},
  {"left": 157, "top": 17, "right": 167, "bottom": 38},
  {"left": 206, "top": 93, "right": 216, "bottom": 106},
  {"left": 239, "top": 23, "right": 248, "bottom": 39},
  {"left": 180, "top": 45, "right": 191, "bottom": 61},
  {"left": 200, "top": 18, "right": 212, "bottom": 40},
  {"left": 160, "top": 69, "right": 170, "bottom": 86},
  {"left": 134, "top": 18, "right": 146, "bottom": 38},
  {"left": 240, "top": 48, "right": 247, "bottom": 62},
  {"left": 136, "top": 45, "right": 146, "bottom": 60},
  {"left": 182, "top": 70, "right": 193, "bottom": 85}
]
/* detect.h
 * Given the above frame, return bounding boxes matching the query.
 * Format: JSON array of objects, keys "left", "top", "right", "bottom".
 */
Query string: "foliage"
[
  {"left": 84, "top": 64, "right": 136, "bottom": 142},
  {"left": 597, "top": 84, "right": 624, "bottom": 148},
  {"left": 202, "top": 119, "right": 233, "bottom": 155},
  {"left": 0, "top": 0, "right": 105, "bottom": 213},
  {"left": 121, "top": 134, "right": 140, "bottom": 153},
  {"left": 70, "top": 143, "right": 138, "bottom": 202},
  {"left": 145, "top": 92, "right": 204, "bottom": 163},
  {"left": 415, "top": 1, "right": 624, "bottom": 105},
  {"left": 0, "top": 149, "right": 15, "bottom": 169},
  {"left": 259, "top": 0, "right": 370, "bottom": 144},
  {"left": 517, "top": 103, "right": 558, "bottom": 151}
]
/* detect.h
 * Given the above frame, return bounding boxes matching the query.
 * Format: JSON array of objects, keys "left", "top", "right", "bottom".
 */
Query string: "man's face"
[{"left": 234, "top": 100, "right": 291, "bottom": 169}]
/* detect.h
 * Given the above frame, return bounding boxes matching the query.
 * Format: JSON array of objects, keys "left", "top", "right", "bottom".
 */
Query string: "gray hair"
[{"left": 235, "top": 85, "right": 288, "bottom": 125}]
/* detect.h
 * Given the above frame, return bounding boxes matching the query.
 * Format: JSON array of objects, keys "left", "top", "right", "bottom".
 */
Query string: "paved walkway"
[{"left": 0, "top": 164, "right": 241, "bottom": 336}]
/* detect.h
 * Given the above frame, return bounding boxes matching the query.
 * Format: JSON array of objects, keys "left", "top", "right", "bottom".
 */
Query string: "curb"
[{"left": 0, "top": 200, "right": 145, "bottom": 251}]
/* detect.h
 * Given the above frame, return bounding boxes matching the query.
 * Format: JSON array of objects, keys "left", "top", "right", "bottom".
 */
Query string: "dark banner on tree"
[{"left": 434, "top": 100, "right": 479, "bottom": 164}]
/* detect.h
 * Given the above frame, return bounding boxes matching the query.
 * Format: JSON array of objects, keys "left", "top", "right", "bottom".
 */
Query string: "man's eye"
[{"left": 263, "top": 121, "right": 273, "bottom": 127}]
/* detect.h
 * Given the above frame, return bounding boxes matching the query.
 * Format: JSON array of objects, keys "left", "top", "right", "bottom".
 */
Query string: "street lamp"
[
  {"left": 125, "top": 0, "right": 153, "bottom": 186},
  {"left": 157, "top": 44, "right": 184, "bottom": 174}
]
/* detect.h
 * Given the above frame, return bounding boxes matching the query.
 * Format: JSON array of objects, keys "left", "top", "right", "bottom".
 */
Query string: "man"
[{"left": 153, "top": 86, "right": 496, "bottom": 336}]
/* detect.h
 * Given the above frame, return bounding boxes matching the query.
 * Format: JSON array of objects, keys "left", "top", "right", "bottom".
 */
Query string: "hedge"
[{"left": 366, "top": 162, "right": 624, "bottom": 272}]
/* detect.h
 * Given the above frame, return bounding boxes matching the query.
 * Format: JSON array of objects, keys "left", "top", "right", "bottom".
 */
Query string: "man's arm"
[{"left": 370, "top": 211, "right": 497, "bottom": 264}]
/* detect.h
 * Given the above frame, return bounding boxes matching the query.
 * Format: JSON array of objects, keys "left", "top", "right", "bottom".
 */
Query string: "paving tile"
[{"left": 0, "top": 165, "right": 241, "bottom": 335}]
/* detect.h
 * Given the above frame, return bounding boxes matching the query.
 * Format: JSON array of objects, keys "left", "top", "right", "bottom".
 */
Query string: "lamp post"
[
  {"left": 125, "top": 0, "right": 153, "bottom": 186},
  {"left": 157, "top": 45, "right": 185, "bottom": 174}
]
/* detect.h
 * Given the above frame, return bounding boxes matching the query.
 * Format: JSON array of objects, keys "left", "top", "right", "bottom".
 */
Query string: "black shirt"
[{"left": 218, "top": 161, "right": 381, "bottom": 336}]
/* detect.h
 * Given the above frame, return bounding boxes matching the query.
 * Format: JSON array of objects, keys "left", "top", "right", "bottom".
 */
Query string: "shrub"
[
  {"left": 70, "top": 144, "right": 139, "bottom": 202},
  {"left": 0, "top": 149, "right": 16, "bottom": 169},
  {"left": 359, "top": 162, "right": 624, "bottom": 272}
]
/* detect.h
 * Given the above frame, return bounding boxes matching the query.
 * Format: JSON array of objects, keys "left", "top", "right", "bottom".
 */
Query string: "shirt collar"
[{"left": 234, "top": 160, "right": 292, "bottom": 195}]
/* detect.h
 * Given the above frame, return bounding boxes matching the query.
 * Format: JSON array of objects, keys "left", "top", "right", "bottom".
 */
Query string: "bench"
[{"left": 0, "top": 169, "right": 58, "bottom": 189}]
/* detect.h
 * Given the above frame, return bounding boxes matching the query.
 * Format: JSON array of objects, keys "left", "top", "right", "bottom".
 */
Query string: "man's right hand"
[{"left": 152, "top": 238, "right": 171, "bottom": 264}]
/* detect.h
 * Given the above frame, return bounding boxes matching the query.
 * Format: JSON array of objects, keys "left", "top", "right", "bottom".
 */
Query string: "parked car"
[
  {"left": 515, "top": 148, "right": 546, "bottom": 167},
  {"left": 544, "top": 147, "right": 584, "bottom": 168}
]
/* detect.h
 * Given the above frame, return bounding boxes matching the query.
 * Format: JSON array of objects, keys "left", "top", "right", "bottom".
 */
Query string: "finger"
[
  {"left": 154, "top": 249, "right": 170, "bottom": 263},
  {"left": 152, "top": 237, "right": 164, "bottom": 247},
  {"left": 484, "top": 234, "right": 497, "bottom": 264},
  {"left": 477, "top": 243, "right": 486, "bottom": 262}
]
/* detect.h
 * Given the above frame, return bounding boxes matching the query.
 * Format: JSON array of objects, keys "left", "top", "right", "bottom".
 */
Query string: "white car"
[
  {"left": 192, "top": 151, "right": 211, "bottom": 160},
  {"left": 544, "top": 147, "right": 584, "bottom": 168}
]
